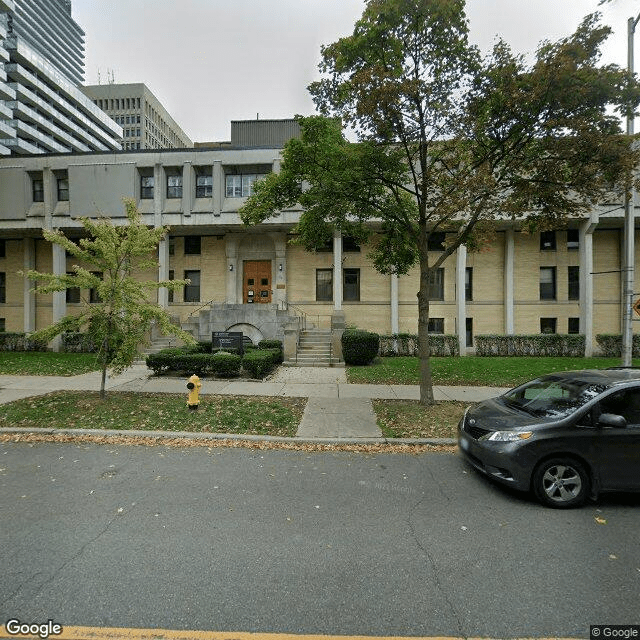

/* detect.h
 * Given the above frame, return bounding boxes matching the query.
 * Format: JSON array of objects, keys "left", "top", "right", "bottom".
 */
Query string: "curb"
[{"left": 0, "top": 426, "right": 458, "bottom": 447}]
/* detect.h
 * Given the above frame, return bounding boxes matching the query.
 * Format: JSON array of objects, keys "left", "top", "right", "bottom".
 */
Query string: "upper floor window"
[
  {"left": 342, "top": 236, "right": 361, "bottom": 252},
  {"left": 140, "top": 175, "right": 154, "bottom": 199},
  {"left": 428, "top": 232, "right": 446, "bottom": 251},
  {"left": 184, "top": 236, "right": 201, "bottom": 255},
  {"left": 540, "top": 267, "right": 556, "bottom": 300},
  {"left": 343, "top": 268, "right": 360, "bottom": 301},
  {"left": 0, "top": 239, "right": 5, "bottom": 258},
  {"left": 0, "top": 272, "right": 5, "bottom": 303},
  {"left": 57, "top": 177, "right": 69, "bottom": 201},
  {"left": 196, "top": 174, "right": 213, "bottom": 198},
  {"left": 465, "top": 267, "right": 473, "bottom": 301},
  {"left": 167, "top": 173, "right": 183, "bottom": 199},
  {"left": 32, "top": 175, "right": 44, "bottom": 202},
  {"left": 428, "top": 268, "right": 445, "bottom": 301},
  {"left": 225, "top": 173, "right": 266, "bottom": 198},
  {"left": 567, "top": 229, "right": 579, "bottom": 250},
  {"left": 568, "top": 266, "right": 580, "bottom": 301},
  {"left": 540, "top": 231, "right": 556, "bottom": 251}
]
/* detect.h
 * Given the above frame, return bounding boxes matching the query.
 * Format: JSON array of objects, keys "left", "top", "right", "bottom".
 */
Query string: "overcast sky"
[{"left": 72, "top": 0, "right": 640, "bottom": 143}]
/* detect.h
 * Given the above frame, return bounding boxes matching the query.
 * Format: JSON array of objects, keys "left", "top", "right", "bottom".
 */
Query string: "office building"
[{"left": 82, "top": 83, "right": 192, "bottom": 150}]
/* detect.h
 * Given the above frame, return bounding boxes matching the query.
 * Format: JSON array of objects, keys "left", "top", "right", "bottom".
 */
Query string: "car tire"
[{"left": 532, "top": 458, "right": 590, "bottom": 508}]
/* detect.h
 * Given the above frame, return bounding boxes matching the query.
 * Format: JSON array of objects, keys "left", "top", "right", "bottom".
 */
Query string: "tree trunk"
[
  {"left": 417, "top": 248, "right": 434, "bottom": 406},
  {"left": 100, "top": 363, "right": 107, "bottom": 400}
]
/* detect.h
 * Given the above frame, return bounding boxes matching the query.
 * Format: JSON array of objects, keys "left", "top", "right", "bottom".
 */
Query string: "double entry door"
[{"left": 243, "top": 260, "right": 272, "bottom": 304}]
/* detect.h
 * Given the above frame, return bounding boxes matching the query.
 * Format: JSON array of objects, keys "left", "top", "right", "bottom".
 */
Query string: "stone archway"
[{"left": 227, "top": 322, "right": 264, "bottom": 345}]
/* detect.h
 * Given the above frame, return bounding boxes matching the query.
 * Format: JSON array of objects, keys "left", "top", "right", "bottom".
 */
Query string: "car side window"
[{"left": 598, "top": 388, "right": 640, "bottom": 427}]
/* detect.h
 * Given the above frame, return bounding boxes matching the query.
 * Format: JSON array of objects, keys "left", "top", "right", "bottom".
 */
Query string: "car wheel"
[{"left": 532, "top": 458, "right": 590, "bottom": 508}]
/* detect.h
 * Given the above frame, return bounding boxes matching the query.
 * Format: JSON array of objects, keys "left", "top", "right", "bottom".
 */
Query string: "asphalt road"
[{"left": 1, "top": 440, "right": 639, "bottom": 638}]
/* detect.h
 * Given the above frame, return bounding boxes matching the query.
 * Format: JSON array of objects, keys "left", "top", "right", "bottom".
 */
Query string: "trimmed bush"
[
  {"left": 242, "top": 349, "right": 279, "bottom": 378},
  {"left": 258, "top": 339, "right": 283, "bottom": 350},
  {"left": 342, "top": 329, "right": 380, "bottom": 365},
  {"left": 595, "top": 334, "right": 640, "bottom": 358},
  {"left": 476, "top": 334, "right": 586, "bottom": 357},
  {"left": 209, "top": 351, "right": 242, "bottom": 377},
  {"left": 62, "top": 332, "right": 97, "bottom": 353},
  {"left": 379, "top": 333, "right": 459, "bottom": 357},
  {"left": 0, "top": 332, "right": 48, "bottom": 352}
]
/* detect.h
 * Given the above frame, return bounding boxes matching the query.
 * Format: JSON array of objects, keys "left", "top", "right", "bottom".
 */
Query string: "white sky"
[{"left": 72, "top": 0, "right": 640, "bottom": 143}]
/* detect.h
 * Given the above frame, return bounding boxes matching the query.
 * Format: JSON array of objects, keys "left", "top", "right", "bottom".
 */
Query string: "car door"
[{"left": 594, "top": 387, "right": 640, "bottom": 491}]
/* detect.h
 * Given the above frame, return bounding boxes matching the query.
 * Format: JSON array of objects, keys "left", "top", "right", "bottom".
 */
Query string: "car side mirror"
[{"left": 598, "top": 413, "right": 627, "bottom": 428}]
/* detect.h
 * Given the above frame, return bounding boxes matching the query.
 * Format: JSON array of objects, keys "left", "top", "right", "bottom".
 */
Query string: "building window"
[
  {"left": 343, "top": 268, "right": 360, "bottom": 301},
  {"left": 168, "top": 270, "right": 174, "bottom": 303},
  {"left": 89, "top": 272, "right": 102, "bottom": 303},
  {"left": 568, "top": 266, "right": 580, "bottom": 301},
  {"left": 225, "top": 173, "right": 266, "bottom": 197},
  {"left": 540, "top": 267, "right": 556, "bottom": 300},
  {"left": 465, "top": 267, "right": 473, "bottom": 301},
  {"left": 540, "top": 231, "right": 556, "bottom": 251},
  {"left": 316, "top": 269, "right": 333, "bottom": 301},
  {"left": 0, "top": 239, "right": 5, "bottom": 258},
  {"left": 196, "top": 174, "right": 213, "bottom": 198},
  {"left": 184, "top": 236, "right": 201, "bottom": 255},
  {"left": 32, "top": 176, "right": 44, "bottom": 202},
  {"left": 428, "top": 232, "right": 446, "bottom": 251},
  {"left": 66, "top": 273, "right": 80, "bottom": 303},
  {"left": 567, "top": 229, "right": 579, "bottom": 250},
  {"left": 140, "top": 175, "right": 154, "bottom": 199},
  {"left": 57, "top": 177, "right": 69, "bottom": 201},
  {"left": 466, "top": 317, "right": 473, "bottom": 347},
  {"left": 428, "top": 268, "right": 445, "bottom": 301},
  {"left": 0, "top": 272, "right": 5, "bottom": 303},
  {"left": 568, "top": 317, "right": 580, "bottom": 334},
  {"left": 540, "top": 317, "right": 557, "bottom": 334},
  {"left": 428, "top": 318, "right": 444, "bottom": 333},
  {"left": 342, "top": 236, "right": 361, "bottom": 252},
  {"left": 167, "top": 174, "right": 183, "bottom": 199},
  {"left": 184, "top": 270, "right": 200, "bottom": 302},
  {"left": 0, "top": 318, "right": 4, "bottom": 331}
]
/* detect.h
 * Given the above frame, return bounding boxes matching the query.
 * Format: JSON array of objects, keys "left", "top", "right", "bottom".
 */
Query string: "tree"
[
  {"left": 241, "top": 0, "right": 640, "bottom": 404},
  {"left": 24, "top": 199, "right": 195, "bottom": 398}
]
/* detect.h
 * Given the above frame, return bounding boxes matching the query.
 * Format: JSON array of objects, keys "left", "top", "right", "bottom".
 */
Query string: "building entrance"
[{"left": 243, "top": 260, "right": 272, "bottom": 303}]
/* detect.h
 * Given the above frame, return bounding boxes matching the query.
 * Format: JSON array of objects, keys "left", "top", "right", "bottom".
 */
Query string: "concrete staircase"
[{"left": 288, "top": 329, "right": 342, "bottom": 367}]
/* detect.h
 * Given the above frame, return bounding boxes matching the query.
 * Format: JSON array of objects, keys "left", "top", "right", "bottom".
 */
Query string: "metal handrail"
[{"left": 187, "top": 299, "right": 219, "bottom": 318}]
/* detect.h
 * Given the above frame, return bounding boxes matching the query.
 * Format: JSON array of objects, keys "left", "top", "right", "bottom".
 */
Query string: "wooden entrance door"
[{"left": 243, "top": 260, "right": 272, "bottom": 303}]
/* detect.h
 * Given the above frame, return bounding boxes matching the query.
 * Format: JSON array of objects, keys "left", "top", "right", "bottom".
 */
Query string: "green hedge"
[
  {"left": 342, "top": 329, "right": 380, "bottom": 365},
  {"left": 476, "top": 334, "right": 586, "bottom": 357},
  {"left": 61, "top": 332, "right": 97, "bottom": 353},
  {"left": 0, "top": 332, "right": 48, "bottom": 352},
  {"left": 379, "top": 333, "right": 459, "bottom": 357},
  {"left": 146, "top": 350, "right": 242, "bottom": 377},
  {"left": 242, "top": 349, "right": 280, "bottom": 378},
  {"left": 595, "top": 334, "right": 640, "bottom": 357}
]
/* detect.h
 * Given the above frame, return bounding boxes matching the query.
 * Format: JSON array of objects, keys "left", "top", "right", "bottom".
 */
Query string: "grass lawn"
[
  {"left": 0, "top": 352, "right": 100, "bottom": 376},
  {"left": 373, "top": 399, "right": 467, "bottom": 439},
  {"left": 347, "top": 356, "right": 640, "bottom": 387},
  {"left": 0, "top": 391, "right": 306, "bottom": 437}
]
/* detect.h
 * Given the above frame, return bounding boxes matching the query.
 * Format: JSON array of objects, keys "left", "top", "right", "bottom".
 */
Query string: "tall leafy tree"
[
  {"left": 24, "top": 199, "right": 194, "bottom": 398},
  {"left": 242, "top": 0, "right": 640, "bottom": 404}
]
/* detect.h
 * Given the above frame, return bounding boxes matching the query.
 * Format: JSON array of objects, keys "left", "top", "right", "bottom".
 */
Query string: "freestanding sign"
[{"left": 212, "top": 331, "right": 244, "bottom": 355}]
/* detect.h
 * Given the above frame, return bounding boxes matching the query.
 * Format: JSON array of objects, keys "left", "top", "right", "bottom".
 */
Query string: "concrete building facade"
[
  {"left": 0, "top": 0, "right": 122, "bottom": 155},
  {"left": 0, "top": 119, "right": 637, "bottom": 358},
  {"left": 82, "top": 83, "right": 193, "bottom": 151}
]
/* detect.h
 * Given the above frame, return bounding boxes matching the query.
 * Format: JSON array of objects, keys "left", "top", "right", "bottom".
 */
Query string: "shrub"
[
  {"left": 379, "top": 333, "right": 459, "bottom": 357},
  {"left": 595, "top": 334, "right": 640, "bottom": 358},
  {"left": 209, "top": 351, "right": 242, "bottom": 377},
  {"left": 146, "top": 349, "right": 242, "bottom": 377},
  {"left": 0, "top": 332, "right": 48, "bottom": 352},
  {"left": 342, "top": 329, "right": 380, "bottom": 365},
  {"left": 242, "top": 349, "right": 279, "bottom": 378},
  {"left": 475, "top": 334, "right": 586, "bottom": 357},
  {"left": 258, "top": 339, "right": 283, "bottom": 350},
  {"left": 62, "top": 332, "right": 97, "bottom": 353}
]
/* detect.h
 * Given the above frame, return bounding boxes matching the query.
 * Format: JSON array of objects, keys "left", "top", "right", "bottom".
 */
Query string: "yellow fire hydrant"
[{"left": 186, "top": 374, "right": 201, "bottom": 410}]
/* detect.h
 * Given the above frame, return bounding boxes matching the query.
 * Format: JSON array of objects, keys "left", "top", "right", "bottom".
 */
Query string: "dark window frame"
[
  {"left": 316, "top": 269, "right": 333, "bottom": 302},
  {"left": 32, "top": 177, "right": 44, "bottom": 202},
  {"left": 57, "top": 176, "right": 69, "bottom": 201},
  {"left": 140, "top": 175, "right": 154, "bottom": 199},
  {"left": 428, "top": 317, "right": 444, "bottom": 334},
  {"left": 343, "top": 268, "right": 360, "bottom": 302},
  {"left": 166, "top": 173, "right": 183, "bottom": 199},
  {"left": 540, "top": 231, "right": 557, "bottom": 251},
  {"left": 568, "top": 266, "right": 580, "bottom": 301},
  {"left": 568, "top": 317, "right": 580, "bottom": 334},
  {"left": 428, "top": 232, "right": 446, "bottom": 252},
  {"left": 540, "top": 317, "right": 557, "bottom": 334},
  {"left": 540, "top": 267, "right": 557, "bottom": 301},
  {"left": 184, "top": 270, "right": 200, "bottom": 303},
  {"left": 0, "top": 271, "right": 5, "bottom": 303},
  {"left": 428, "top": 268, "right": 445, "bottom": 301},
  {"left": 195, "top": 174, "right": 213, "bottom": 198},
  {"left": 184, "top": 236, "right": 201, "bottom": 255},
  {"left": 465, "top": 267, "right": 473, "bottom": 301}
]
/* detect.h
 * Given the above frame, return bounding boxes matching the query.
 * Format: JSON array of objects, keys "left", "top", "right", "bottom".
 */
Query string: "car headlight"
[{"left": 480, "top": 431, "right": 533, "bottom": 442}]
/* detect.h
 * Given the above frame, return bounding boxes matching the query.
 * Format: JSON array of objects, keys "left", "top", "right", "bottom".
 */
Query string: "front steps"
[{"left": 285, "top": 329, "right": 343, "bottom": 367}]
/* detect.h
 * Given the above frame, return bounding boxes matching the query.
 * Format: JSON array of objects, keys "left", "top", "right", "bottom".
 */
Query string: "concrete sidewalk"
[{"left": 0, "top": 365, "right": 509, "bottom": 440}]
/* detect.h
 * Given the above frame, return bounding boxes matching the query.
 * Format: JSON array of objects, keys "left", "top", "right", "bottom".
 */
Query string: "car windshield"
[{"left": 502, "top": 377, "right": 606, "bottom": 418}]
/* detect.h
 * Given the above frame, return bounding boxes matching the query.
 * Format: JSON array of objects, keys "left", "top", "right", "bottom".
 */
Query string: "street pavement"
[{"left": 0, "top": 364, "right": 509, "bottom": 441}]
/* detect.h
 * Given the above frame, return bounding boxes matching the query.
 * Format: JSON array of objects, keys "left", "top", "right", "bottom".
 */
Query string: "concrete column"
[
  {"left": 158, "top": 236, "right": 170, "bottom": 309},
  {"left": 272, "top": 233, "right": 287, "bottom": 307},
  {"left": 504, "top": 229, "right": 515, "bottom": 335},
  {"left": 580, "top": 217, "right": 597, "bottom": 357},
  {"left": 43, "top": 166, "right": 54, "bottom": 231},
  {"left": 182, "top": 161, "right": 193, "bottom": 217},
  {"left": 153, "top": 163, "right": 163, "bottom": 228},
  {"left": 390, "top": 273, "right": 399, "bottom": 335},
  {"left": 23, "top": 237, "right": 36, "bottom": 333},
  {"left": 333, "top": 230, "right": 343, "bottom": 311},
  {"left": 225, "top": 235, "right": 239, "bottom": 304},
  {"left": 51, "top": 241, "right": 66, "bottom": 351},
  {"left": 213, "top": 161, "right": 222, "bottom": 217},
  {"left": 456, "top": 244, "right": 467, "bottom": 356}
]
